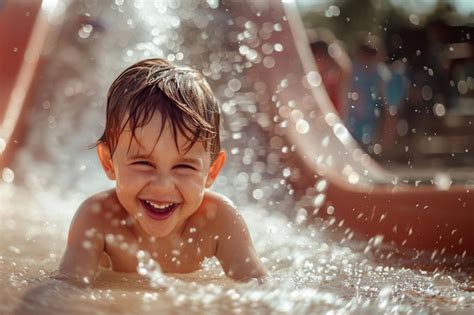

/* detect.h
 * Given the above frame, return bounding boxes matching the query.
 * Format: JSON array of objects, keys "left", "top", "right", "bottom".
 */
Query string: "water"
[
  {"left": 1, "top": 1, "right": 473, "bottom": 314},
  {"left": 2, "top": 188, "right": 473, "bottom": 314}
]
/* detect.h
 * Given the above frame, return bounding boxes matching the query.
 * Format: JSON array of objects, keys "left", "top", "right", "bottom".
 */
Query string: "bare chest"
[{"left": 102, "top": 233, "right": 216, "bottom": 274}]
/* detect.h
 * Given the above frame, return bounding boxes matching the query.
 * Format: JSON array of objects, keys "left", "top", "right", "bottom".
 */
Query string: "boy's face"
[{"left": 97, "top": 112, "right": 224, "bottom": 239}]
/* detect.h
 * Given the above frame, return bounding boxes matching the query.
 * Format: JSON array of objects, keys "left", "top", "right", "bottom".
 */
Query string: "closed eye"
[
  {"left": 175, "top": 164, "right": 197, "bottom": 170},
  {"left": 132, "top": 161, "right": 154, "bottom": 167}
]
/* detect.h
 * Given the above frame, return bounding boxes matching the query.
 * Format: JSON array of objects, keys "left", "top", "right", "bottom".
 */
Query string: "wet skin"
[{"left": 58, "top": 112, "right": 267, "bottom": 283}]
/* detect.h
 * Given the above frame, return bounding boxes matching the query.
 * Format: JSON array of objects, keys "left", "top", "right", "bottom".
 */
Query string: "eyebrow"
[{"left": 127, "top": 152, "right": 153, "bottom": 160}]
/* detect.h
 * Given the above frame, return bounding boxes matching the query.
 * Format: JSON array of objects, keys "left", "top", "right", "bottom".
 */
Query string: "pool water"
[
  {"left": 1, "top": 0, "right": 473, "bottom": 314},
  {"left": 2, "top": 185, "right": 473, "bottom": 314}
]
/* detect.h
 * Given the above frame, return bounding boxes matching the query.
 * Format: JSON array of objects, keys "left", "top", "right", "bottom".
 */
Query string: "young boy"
[{"left": 58, "top": 58, "right": 267, "bottom": 284}]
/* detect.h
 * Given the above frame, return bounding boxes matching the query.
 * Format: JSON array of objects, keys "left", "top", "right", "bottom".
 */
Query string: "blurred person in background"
[
  {"left": 382, "top": 59, "right": 409, "bottom": 148},
  {"left": 308, "top": 27, "right": 352, "bottom": 117},
  {"left": 345, "top": 32, "right": 390, "bottom": 150}
]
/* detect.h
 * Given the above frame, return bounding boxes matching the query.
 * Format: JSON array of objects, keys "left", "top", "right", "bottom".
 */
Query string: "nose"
[{"left": 149, "top": 171, "right": 174, "bottom": 192}]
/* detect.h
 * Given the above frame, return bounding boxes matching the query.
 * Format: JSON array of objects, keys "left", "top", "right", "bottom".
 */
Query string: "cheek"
[
  {"left": 177, "top": 173, "right": 207, "bottom": 194},
  {"left": 115, "top": 168, "right": 149, "bottom": 191}
]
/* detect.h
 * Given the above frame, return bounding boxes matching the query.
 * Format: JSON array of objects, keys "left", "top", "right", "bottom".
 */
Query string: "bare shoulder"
[
  {"left": 202, "top": 190, "right": 237, "bottom": 213},
  {"left": 199, "top": 190, "right": 248, "bottom": 235},
  {"left": 200, "top": 190, "right": 241, "bottom": 224},
  {"left": 74, "top": 189, "right": 114, "bottom": 218},
  {"left": 68, "top": 189, "right": 123, "bottom": 239}
]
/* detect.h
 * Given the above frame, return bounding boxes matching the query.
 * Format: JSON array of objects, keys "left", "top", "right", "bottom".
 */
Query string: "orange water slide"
[
  {"left": 0, "top": 0, "right": 58, "bottom": 169},
  {"left": 224, "top": 0, "right": 473, "bottom": 264},
  {"left": 285, "top": 2, "right": 473, "bottom": 261}
]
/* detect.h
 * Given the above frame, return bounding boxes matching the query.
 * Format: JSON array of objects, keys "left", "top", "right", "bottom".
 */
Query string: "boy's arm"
[
  {"left": 213, "top": 199, "right": 268, "bottom": 281},
  {"left": 57, "top": 197, "right": 106, "bottom": 284}
]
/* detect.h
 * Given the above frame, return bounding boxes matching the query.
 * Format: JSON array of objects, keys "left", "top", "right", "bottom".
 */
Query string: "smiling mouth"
[{"left": 140, "top": 199, "right": 178, "bottom": 220}]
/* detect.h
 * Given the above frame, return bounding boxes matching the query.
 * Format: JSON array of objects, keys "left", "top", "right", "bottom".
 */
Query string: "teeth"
[{"left": 145, "top": 200, "right": 174, "bottom": 209}]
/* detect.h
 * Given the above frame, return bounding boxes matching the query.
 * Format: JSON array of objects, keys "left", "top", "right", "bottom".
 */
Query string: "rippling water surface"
[{"left": 1, "top": 1, "right": 473, "bottom": 314}]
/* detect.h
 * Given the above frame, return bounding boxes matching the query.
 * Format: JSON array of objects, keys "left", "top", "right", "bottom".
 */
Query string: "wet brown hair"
[{"left": 97, "top": 58, "right": 220, "bottom": 161}]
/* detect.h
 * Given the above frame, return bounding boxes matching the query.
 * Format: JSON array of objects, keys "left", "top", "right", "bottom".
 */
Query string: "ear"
[
  {"left": 205, "top": 151, "right": 226, "bottom": 188},
  {"left": 97, "top": 143, "right": 116, "bottom": 180}
]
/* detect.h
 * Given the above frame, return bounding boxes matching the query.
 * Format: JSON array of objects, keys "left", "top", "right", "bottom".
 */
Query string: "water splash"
[
  {"left": 136, "top": 250, "right": 168, "bottom": 288},
  {"left": 2, "top": 0, "right": 473, "bottom": 314}
]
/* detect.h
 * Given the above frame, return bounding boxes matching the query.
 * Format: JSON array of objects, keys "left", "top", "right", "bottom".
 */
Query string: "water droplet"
[
  {"left": 377, "top": 285, "right": 392, "bottom": 309},
  {"left": 274, "top": 43, "right": 283, "bottom": 52},
  {"left": 315, "top": 179, "right": 327, "bottom": 192},
  {"left": 373, "top": 143, "right": 383, "bottom": 155},
  {"left": 228, "top": 78, "right": 241, "bottom": 92},
  {"left": 78, "top": 24, "right": 93, "bottom": 39},
  {"left": 252, "top": 189, "right": 264, "bottom": 200},
  {"left": 373, "top": 234, "right": 384, "bottom": 247},
  {"left": 205, "top": 0, "right": 219, "bottom": 9},
  {"left": 295, "top": 208, "right": 307, "bottom": 225},
  {"left": 421, "top": 85, "right": 433, "bottom": 101},
  {"left": 313, "top": 193, "right": 326, "bottom": 207},
  {"left": 433, "top": 173, "right": 452, "bottom": 190},
  {"left": 409, "top": 14, "right": 419, "bottom": 25},
  {"left": 348, "top": 172, "right": 359, "bottom": 184},
  {"left": 9, "top": 246, "right": 21, "bottom": 254},
  {"left": 295, "top": 120, "right": 309, "bottom": 134},
  {"left": 105, "top": 234, "right": 115, "bottom": 243},
  {"left": 333, "top": 123, "right": 351, "bottom": 144},
  {"left": 2, "top": 168, "right": 15, "bottom": 183},
  {"left": 82, "top": 240, "right": 92, "bottom": 249},
  {"left": 457, "top": 80, "right": 468, "bottom": 94},
  {"left": 263, "top": 56, "right": 275, "bottom": 68},
  {"left": 326, "top": 206, "right": 335, "bottom": 215},
  {"left": 306, "top": 71, "right": 322, "bottom": 87},
  {"left": 85, "top": 228, "right": 96, "bottom": 238}
]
